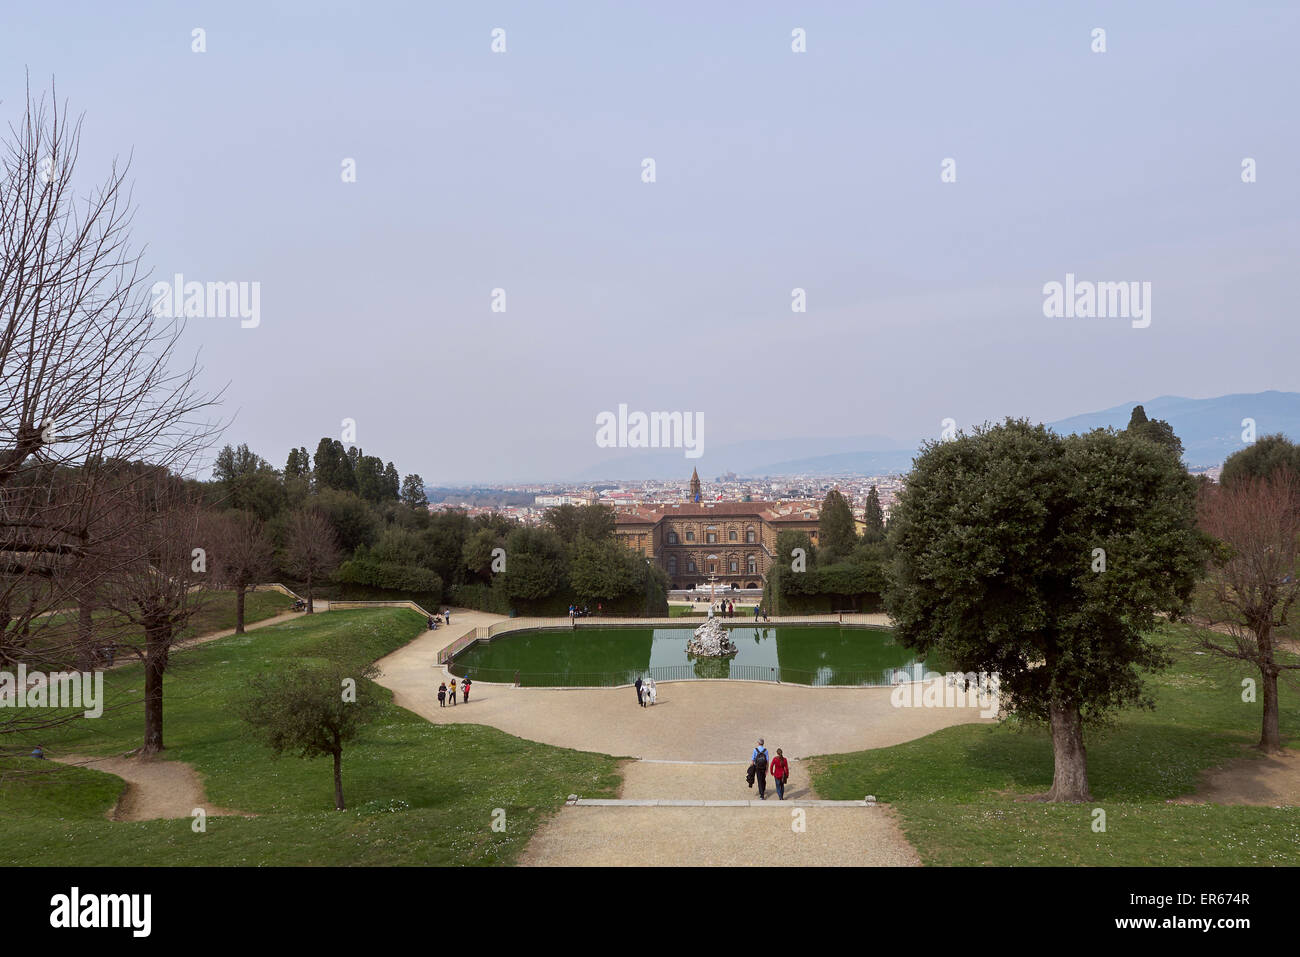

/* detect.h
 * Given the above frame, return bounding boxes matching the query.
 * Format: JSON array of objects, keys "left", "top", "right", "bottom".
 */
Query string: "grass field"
[
  {"left": 809, "top": 621, "right": 1300, "bottom": 865},
  {"left": 0, "top": 607, "right": 619, "bottom": 866}
]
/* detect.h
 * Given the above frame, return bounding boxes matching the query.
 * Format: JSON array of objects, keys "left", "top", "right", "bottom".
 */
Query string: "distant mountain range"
[{"left": 571, "top": 391, "right": 1300, "bottom": 480}]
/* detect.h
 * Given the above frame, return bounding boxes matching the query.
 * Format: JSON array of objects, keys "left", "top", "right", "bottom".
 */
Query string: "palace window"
[
  {"left": 747, "top": 555, "right": 757, "bottom": 574},
  {"left": 686, "top": 530, "right": 695, "bottom": 542},
  {"left": 729, "top": 560, "right": 738, "bottom": 573},
  {"left": 668, "top": 556, "right": 678, "bottom": 574},
  {"left": 728, "top": 529, "right": 737, "bottom": 541},
  {"left": 746, "top": 527, "right": 756, "bottom": 543},
  {"left": 687, "top": 560, "right": 696, "bottom": 573},
  {"left": 668, "top": 531, "right": 678, "bottom": 544},
  {"left": 706, "top": 532, "right": 717, "bottom": 544}
]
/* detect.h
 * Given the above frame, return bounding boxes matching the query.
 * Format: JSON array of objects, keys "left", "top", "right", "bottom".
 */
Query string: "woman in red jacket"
[{"left": 770, "top": 749, "right": 790, "bottom": 800}]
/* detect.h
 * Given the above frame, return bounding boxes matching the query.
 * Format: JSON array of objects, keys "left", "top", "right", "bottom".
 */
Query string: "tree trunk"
[
  {"left": 234, "top": 585, "right": 246, "bottom": 634},
  {"left": 332, "top": 745, "right": 344, "bottom": 810},
  {"left": 1258, "top": 666, "right": 1282, "bottom": 753},
  {"left": 77, "top": 599, "right": 95, "bottom": 672},
  {"left": 1046, "top": 700, "right": 1092, "bottom": 802},
  {"left": 142, "top": 621, "right": 170, "bottom": 755},
  {"left": 305, "top": 574, "right": 314, "bottom": 614}
]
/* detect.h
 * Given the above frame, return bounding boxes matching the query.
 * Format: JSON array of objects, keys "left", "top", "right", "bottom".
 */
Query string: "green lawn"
[
  {"left": 809, "top": 621, "right": 1300, "bottom": 865},
  {"left": 0, "top": 607, "right": 619, "bottom": 866}
]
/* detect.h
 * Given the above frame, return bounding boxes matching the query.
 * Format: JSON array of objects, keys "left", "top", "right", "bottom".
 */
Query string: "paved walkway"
[
  {"left": 373, "top": 611, "right": 983, "bottom": 866},
  {"left": 373, "top": 616, "right": 993, "bottom": 761}
]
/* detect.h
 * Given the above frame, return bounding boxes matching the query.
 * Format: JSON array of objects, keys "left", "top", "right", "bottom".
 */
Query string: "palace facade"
[{"left": 614, "top": 470, "right": 821, "bottom": 589}]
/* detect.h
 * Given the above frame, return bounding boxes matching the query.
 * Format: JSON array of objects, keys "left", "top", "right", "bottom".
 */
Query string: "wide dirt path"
[
  {"left": 1175, "top": 747, "right": 1300, "bottom": 807},
  {"left": 374, "top": 611, "right": 977, "bottom": 865},
  {"left": 53, "top": 754, "right": 248, "bottom": 821}
]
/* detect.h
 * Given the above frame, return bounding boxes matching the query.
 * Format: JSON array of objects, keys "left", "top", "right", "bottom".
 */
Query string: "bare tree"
[
  {"left": 0, "top": 80, "right": 220, "bottom": 746},
  {"left": 208, "top": 510, "right": 274, "bottom": 633},
  {"left": 99, "top": 473, "right": 210, "bottom": 755},
  {"left": 285, "top": 510, "right": 339, "bottom": 614},
  {"left": 1197, "top": 471, "right": 1300, "bottom": 753}
]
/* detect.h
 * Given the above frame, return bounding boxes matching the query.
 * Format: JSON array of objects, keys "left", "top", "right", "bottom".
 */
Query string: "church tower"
[{"left": 689, "top": 467, "right": 701, "bottom": 502}]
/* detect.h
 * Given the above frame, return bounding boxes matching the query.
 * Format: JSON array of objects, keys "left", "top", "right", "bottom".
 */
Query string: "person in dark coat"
[
  {"left": 750, "top": 739, "right": 770, "bottom": 799},
  {"left": 634, "top": 676, "right": 644, "bottom": 707},
  {"left": 437, "top": 683, "right": 447, "bottom": 707}
]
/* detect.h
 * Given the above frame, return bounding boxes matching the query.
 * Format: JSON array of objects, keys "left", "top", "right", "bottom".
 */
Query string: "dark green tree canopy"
[
  {"left": 817, "top": 488, "right": 857, "bottom": 563},
  {"left": 1124, "top": 405, "right": 1183, "bottom": 459},
  {"left": 1221, "top": 433, "right": 1300, "bottom": 488},
  {"left": 885, "top": 420, "right": 1204, "bottom": 800},
  {"left": 863, "top": 485, "right": 886, "bottom": 543}
]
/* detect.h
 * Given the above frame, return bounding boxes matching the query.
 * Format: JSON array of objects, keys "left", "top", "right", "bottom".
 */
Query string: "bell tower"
[{"left": 689, "top": 467, "right": 701, "bottom": 502}]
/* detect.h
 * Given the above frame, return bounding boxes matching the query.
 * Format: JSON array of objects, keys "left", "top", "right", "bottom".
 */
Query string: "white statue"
[{"left": 686, "top": 616, "right": 739, "bottom": 657}]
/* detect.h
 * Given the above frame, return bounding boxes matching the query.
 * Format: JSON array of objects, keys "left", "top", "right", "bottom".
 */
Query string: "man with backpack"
[{"left": 749, "top": 738, "right": 770, "bottom": 800}]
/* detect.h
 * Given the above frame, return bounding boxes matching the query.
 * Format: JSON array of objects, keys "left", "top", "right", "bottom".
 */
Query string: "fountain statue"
[{"left": 686, "top": 616, "right": 739, "bottom": 658}]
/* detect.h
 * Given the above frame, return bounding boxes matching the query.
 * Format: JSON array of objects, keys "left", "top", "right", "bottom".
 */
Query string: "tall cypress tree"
[
  {"left": 864, "top": 485, "right": 886, "bottom": 543},
  {"left": 817, "top": 488, "right": 858, "bottom": 563}
]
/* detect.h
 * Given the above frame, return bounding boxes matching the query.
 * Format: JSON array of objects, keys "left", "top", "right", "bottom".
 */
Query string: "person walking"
[
  {"left": 754, "top": 603, "right": 761, "bottom": 620},
  {"left": 645, "top": 676, "right": 657, "bottom": 705},
  {"left": 437, "top": 682, "right": 447, "bottom": 708},
  {"left": 462, "top": 676, "right": 472, "bottom": 703},
  {"left": 634, "top": 676, "right": 644, "bottom": 708},
  {"left": 448, "top": 678, "right": 457, "bottom": 706},
  {"left": 443, "top": 608, "right": 451, "bottom": 625},
  {"left": 750, "top": 739, "right": 770, "bottom": 800},
  {"left": 770, "top": 748, "right": 790, "bottom": 800}
]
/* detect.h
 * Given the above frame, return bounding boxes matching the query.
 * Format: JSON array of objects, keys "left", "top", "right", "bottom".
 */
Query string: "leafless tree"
[
  {"left": 208, "top": 509, "right": 274, "bottom": 633},
  {"left": 98, "top": 472, "right": 211, "bottom": 755},
  {"left": 285, "top": 510, "right": 339, "bottom": 614},
  {"left": 1, "top": 79, "right": 221, "bottom": 747},
  {"left": 1197, "top": 471, "right": 1300, "bottom": 753}
]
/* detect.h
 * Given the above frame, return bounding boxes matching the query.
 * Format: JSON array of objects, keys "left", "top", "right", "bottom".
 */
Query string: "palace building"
[{"left": 614, "top": 470, "right": 821, "bottom": 589}]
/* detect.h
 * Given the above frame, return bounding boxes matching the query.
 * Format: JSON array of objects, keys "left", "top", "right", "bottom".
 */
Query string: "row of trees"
[{"left": 763, "top": 486, "right": 890, "bottom": 613}]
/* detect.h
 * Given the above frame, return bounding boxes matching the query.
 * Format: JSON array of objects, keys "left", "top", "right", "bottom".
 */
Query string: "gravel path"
[
  {"left": 374, "top": 615, "right": 993, "bottom": 761},
  {"left": 518, "top": 804, "right": 920, "bottom": 866},
  {"left": 53, "top": 754, "right": 250, "bottom": 821}
]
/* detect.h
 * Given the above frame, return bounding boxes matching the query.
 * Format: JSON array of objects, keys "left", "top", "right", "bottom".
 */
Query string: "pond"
[{"left": 448, "top": 624, "right": 943, "bottom": 687}]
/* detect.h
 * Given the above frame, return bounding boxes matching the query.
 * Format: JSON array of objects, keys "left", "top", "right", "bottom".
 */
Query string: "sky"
[{"left": 4, "top": 1, "right": 1298, "bottom": 483}]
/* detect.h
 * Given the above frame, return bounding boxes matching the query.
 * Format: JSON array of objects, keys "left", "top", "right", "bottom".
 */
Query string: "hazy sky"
[{"left": 5, "top": 1, "right": 1298, "bottom": 483}]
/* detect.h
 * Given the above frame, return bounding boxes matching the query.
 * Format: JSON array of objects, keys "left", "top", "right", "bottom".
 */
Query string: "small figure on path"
[
  {"left": 462, "top": 676, "right": 471, "bottom": 703},
  {"left": 448, "top": 678, "right": 457, "bottom": 705},
  {"left": 750, "top": 739, "right": 770, "bottom": 800},
  {"left": 437, "top": 683, "right": 447, "bottom": 707},
  {"left": 770, "top": 748, "right": 790, "bottom": 800},
  {"left": 444, "top": 608, "right": 451, "bottom": 625},
  {"left": 644, "top": 676, "right": 657, "bottom": 705},
  {"left": 30, "top": 745, "right": 45, "bottom": 760},
  {"left": 634, "top": 676, "right": 644, "bottom": 707}
]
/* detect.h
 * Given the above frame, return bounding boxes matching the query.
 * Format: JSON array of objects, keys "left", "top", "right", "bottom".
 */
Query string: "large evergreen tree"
[
  {"left": 885, "top": 420, "right": 1203, "bottom": 801},
  {"left": 1125, "top": 405, "right": 1183, "bottom": 459},
  {"left": 1221, "top": 434, "right": 1300, "bottom": 489}
]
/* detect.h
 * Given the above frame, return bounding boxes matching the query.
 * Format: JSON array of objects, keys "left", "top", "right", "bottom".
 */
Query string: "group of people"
[
  {"left": 633, "top": 675, "right": 657, "bottom": 706},
  {"left": 426, "top": 609, "right": 451, "bottom": 630},
  {"left": 437, "top": 676, "right": 471, "bottom": 706},
  {"left": 745, "top": 738, "right": 791, "bottom": 800},
  {"left": 568, "top": 603, "right": 602, "bottom": 619}
]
